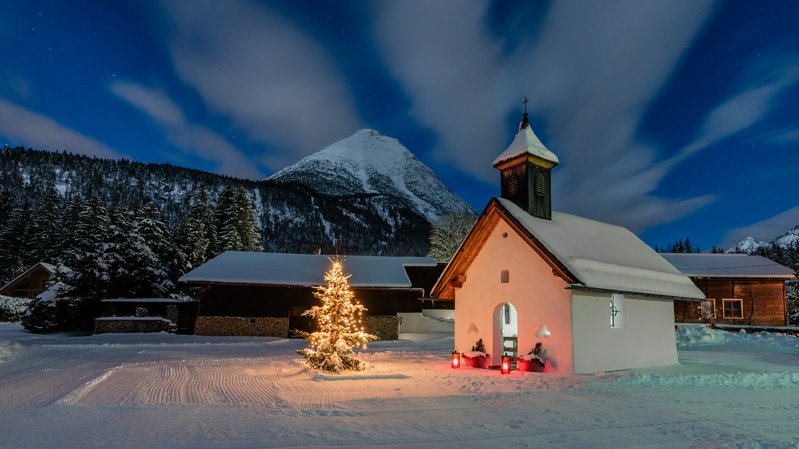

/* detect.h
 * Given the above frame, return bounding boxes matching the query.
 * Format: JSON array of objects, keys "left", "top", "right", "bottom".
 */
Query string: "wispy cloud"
[
  {"left": 665, "top": 66, "right": 799, "bottom": 169},
  {"left": 374, "top": 0, "right": 720, "bottom": 232},
  {"left": 0, "top": 97, "right": 119, "bottom": 158},
  {"left": 374, "top": 0, "right": 513, "bottom": 178},
  {"left": 111, "top": 81, "right": 263, "bottom": 179},
  {"left": 722, "top": 205, "right": 799, "bottom": 248},
  {"left": 158, "top": 0, "right": 362, "bottom": 170}
]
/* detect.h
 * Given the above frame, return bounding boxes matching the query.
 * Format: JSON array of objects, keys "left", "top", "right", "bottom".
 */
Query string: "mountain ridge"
[{"left": 269, "top": 129, "right": 475, "bottom": 222}]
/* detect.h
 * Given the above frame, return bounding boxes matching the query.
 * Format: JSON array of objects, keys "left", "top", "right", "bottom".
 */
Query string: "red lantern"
[
  {"left": 500, "top": 355, "right": 511, "bottom": 374},
  {"left": 451, "top": 351, "right": 461, "bottom": 369}
]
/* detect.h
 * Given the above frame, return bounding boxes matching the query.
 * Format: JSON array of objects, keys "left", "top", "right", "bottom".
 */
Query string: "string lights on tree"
[{"left": 296, "top": 256, "right": 377, "bottom": 372}]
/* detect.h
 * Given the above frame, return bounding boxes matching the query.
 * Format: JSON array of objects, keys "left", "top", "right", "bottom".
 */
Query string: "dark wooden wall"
[
  {"left": 198, "top": 284, "right": 423, "bottom": 318},
  {"left": 674, "top": 278, "right": 786, "bottom": 326}
]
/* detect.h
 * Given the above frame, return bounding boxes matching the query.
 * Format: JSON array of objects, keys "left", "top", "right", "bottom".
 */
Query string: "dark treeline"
[{"left": 0, "top": 147, "right": 432, "bottom": 291}]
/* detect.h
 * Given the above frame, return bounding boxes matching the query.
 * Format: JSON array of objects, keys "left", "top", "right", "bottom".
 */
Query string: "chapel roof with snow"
[{"left": 432, "top": 198, "right": 705, "bottom": 301}]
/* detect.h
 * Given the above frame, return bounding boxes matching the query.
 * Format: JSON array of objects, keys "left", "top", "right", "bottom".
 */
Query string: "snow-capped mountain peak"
[
  {"left": 776, "top": 226, "right": 799, "bottom": 248},
  {"left": 269, "top": 129, "right": 475, "bottom": 221},
  {"left": 726, "top": 236, "right": 769, "bottom": 253}
]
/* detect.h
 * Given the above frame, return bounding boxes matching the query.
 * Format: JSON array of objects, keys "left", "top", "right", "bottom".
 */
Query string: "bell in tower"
[{"left": 492, "top": 102, "right": 559, "bottom": 220}]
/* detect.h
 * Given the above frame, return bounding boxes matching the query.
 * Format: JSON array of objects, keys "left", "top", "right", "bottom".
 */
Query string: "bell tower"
[{"left": 492, "top": 98, "right": 559, "bottom": 220}]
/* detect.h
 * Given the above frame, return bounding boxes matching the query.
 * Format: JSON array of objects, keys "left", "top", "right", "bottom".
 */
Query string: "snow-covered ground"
[{"left": 1, "top": 324, "right": 798, "bottom": 448}]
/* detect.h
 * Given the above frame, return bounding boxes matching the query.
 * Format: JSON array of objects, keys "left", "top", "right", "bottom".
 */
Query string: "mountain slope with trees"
[{"left": 0, "top": 144, "right": 466, "bottom": 291}]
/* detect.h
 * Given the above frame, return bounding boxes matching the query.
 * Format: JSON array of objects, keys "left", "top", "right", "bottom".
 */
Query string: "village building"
[
  {"left": 662, "top": 253, "right": 795, "bottom": 326},
  {"left": 0, "top": 262, "right": 69, "bottom": 298},
  {"left": 431, "top": 111, "right": 705, "bottom": 373},
  {"left": 179, "top": 252, "right": 446, "bottom": 340}
]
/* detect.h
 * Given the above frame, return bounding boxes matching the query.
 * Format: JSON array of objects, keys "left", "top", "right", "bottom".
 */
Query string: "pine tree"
[
  {"left": 0, "top": 197, "right": 32, "bottom": 281},
  {"left": 297, "top": 257, "right": 377, "bottom": 372},
  {"left": 216, "top": 185, "right": 240, "bottom": 251},
  {"left": 137, "top": 202, "right": 171, "bottom": 263},
  {"left": 30, "top": 186, "right": 63, "bottom": 263},
  {"left": 0, "top": 190, "right": 12, "bottom": 230},
  {"left": 235, "top": 186, "right": 263, "bottom": 251},
  {"left": 215, "top": 185, "right": 263, "bottom": 252},
  {"left": 63, "top": 191, "right": 110, "bottom": 299},
  {"left": 194, "top": 187, "right": 218, "bottom": 260}
]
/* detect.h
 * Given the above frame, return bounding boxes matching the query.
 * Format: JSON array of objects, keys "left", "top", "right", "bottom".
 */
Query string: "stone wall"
[
  {"left": 194, "top": 315, "right": 399, "bottom": 340},
  {"left": 94, "top": 318, "right": 176, "bottom": 334},
  {"left": 364, "top": 315, "right": 400, "bottom": 340},
  {"left": 195, "top": 316, "right": 289, "bottom": 337}
]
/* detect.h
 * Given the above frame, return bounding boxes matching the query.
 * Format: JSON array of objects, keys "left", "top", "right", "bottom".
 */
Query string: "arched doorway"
[{"left": 495, "top": 302, "right": 518, "bottom": 361}]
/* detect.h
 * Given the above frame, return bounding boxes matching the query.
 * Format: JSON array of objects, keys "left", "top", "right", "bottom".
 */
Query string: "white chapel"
[{"left": 432, "top": 110, "right": 704, "bottom": 373}]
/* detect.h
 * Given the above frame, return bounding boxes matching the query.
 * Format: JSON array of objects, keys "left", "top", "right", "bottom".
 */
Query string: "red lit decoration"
[
  {"left": 500, "top": 355, "right": 512, "bottom": 374},
  {"left": 451, "top": 351, "right": 461, "bottom": 369}
]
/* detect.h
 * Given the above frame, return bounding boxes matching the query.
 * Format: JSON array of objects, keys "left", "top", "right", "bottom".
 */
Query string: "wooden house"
[
  {"left": 431, "top": 112, "right": 704, "bottom": 373},
  {"left": 179, "top": 252, "right": 439, "bottom": 340},
  {"left": 0, "top": 262, "right": 67, "bottom": 298},
  {"left": 662, "top": 253, "right": 795, "bottom": 326}
]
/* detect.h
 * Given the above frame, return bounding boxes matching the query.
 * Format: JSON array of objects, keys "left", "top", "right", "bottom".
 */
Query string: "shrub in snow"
[
  {"left": 0, "top": 295, "right": 30, "bottom": 322},
  {"left": 296, "top": 257, "right": 377, "bottom": 372},
  {"left": 517, "top": 342, "right": 545, "bottom": 367},
  {"left": 463, "top": 338, "right": 488, "bottom": 358},
  {"left": 21, "top": 282, "right": 100, "bottom": 332}
]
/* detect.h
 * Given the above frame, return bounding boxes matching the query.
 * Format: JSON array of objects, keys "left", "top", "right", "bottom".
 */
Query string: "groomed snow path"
[{"left": 1, "top": 325, "right": 798, "bottom": 448}]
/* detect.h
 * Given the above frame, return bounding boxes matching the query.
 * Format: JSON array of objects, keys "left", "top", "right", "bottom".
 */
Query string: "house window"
[
  {"left": 610, "top": 294, "right": 625, "bottom": 328},
  {"left": 701, "top": 299, "right": 716, "bottom": 319},
  {"left": 500, "top": 270, "right": 509, "bottom": 283},
  {"left": 503, "top": 304, "right": 511, "bottom": 325},
  {"left": 722, "top": 299, "right": 743, "bottom": 319}
]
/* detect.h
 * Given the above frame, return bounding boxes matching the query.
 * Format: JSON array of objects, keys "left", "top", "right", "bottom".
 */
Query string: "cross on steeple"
[{"left": 520, "top": 96, "right": 531, "bottom": 131}]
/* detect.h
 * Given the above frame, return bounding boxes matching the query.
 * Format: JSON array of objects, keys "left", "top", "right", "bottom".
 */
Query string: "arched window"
[
  {"left": 500, "top": 270, "right": 509, "bottom": 283},
  {"left": 610, "top": 294, "right": 625, "bottom": 328}
]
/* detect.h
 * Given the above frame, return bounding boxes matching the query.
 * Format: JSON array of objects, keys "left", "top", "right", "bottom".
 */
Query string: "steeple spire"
[
  {"left": 493, "top": 100, "right": 559, "bottom": 220},
  {"left": 520, "top": 96, "right": 530, "bottom": 130}
]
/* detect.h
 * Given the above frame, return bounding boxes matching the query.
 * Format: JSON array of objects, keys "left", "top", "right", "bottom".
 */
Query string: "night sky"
[{"left": 1, "top": 0, "right": 798, "bottom": 250}]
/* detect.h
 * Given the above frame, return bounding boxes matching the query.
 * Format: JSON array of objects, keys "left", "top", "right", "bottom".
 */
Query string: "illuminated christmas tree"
[{"left": 297, "top": 257, "right": 377, "bottom": 372}]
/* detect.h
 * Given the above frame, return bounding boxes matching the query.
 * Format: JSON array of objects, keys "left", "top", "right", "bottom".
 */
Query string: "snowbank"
[
  {"left": 675, "top": 323, "right": 733, "bottom": 347},
  {"left": 676, "top": 323, "right": 799, "bottom": 350},
  {"left": 615, "top": 371, "right": 799, "bottom": 390}
]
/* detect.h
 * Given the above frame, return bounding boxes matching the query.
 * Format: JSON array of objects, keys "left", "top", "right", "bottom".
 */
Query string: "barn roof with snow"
[
  {"left": 179, "top": 251, "right": 437, "bottom": 288},
  {"left": 660, "top": 253, "right": 796, "bottom": 279},
  {"left": 433, "top": 198, "right": 704, "bottom": 301}
]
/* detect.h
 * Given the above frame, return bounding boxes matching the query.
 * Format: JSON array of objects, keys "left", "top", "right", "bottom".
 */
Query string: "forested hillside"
[{"left": 0, "top": 147, "right": 434, "bottom": 290}]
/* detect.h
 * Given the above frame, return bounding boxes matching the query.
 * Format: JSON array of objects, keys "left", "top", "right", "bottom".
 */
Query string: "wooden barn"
[
  {"left": 662, "top": 253, "right": 795, "bottom": 326},
  {"left": 431, "top": 112, "right": 704, "bottom": 373},
  {"left": 179, "top": 252, "right": 441, "bottom": 340},
  {"left": 0, "top": 262, "right": 68, "bottom": 298}
]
